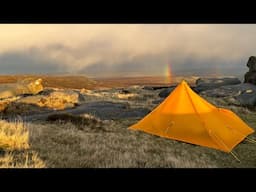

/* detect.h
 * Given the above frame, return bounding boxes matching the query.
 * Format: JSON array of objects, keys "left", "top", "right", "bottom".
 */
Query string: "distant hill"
[
  {"left": 0, "top": 75, "right": 98, "bottom": 89},
  {"left": 0, "top": 74, "right": 243, "bottom": 90},
  {"left": 94, "top": 76, "right": 200, "bottom": 87}
]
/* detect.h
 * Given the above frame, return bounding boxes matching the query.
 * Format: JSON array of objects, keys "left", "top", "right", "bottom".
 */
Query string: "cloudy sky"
[{"left": 0, "top": 24, "right": 255, "bottom": 77}]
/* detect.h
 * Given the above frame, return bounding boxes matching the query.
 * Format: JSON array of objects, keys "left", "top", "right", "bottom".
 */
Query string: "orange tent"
[{"left": 129, "top": 80, "right": 254, "bottom": 152}]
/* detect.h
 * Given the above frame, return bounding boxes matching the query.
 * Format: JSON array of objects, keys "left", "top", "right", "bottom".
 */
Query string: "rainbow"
[{"left": 165, "top": 62, "right": 173, "bottom": 84}]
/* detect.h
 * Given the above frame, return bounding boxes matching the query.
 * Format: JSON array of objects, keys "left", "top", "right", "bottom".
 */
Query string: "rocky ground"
[
  {"left": 1, "top": 57, "right": 256, "bottom": 167},
  {"left": 0, "top": 75, "right": 255, "bottom": 168}
]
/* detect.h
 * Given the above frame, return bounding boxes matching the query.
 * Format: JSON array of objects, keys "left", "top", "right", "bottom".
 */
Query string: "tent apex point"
[
  {"left": 129, "top": 78, "right": 255, "bottom": 152},
  {"left": 181, "top": 79, "right": 187, "bottom": 84}
]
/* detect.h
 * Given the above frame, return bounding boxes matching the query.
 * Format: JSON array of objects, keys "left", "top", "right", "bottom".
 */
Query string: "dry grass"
[
  {"left": 0, "top": 78, "right": 256, "bottom": 168},
  {"left": 1, "top": 94, "right": 256, "bottom": 167},
  {"left": 46, "top": 113, "right": 105, "bottom": 132},
  {"left": 1, "top": 110, "right": 254, "bottom": 168},
  {"left": 22, "top": 87, "right": 256, "bottom": 168},
  {"left": 0, "top": 119, "right": 29, "bottom": 150},
  {"left": 0, "top": 151, "right": 45, "bottom": 168},
  {"left": 27, "top": 119, "right": 218, "bottom": 168},
  {"left": 0, "top": 119, "right": 45, "bottom": 168},
  {"left": 26, "top": 108, "right": 256, "bottom": 168}
]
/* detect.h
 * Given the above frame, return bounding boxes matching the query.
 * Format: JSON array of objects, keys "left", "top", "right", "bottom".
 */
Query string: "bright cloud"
[{"left": 0, "top": 24, "right": 255, "bottom": 76}]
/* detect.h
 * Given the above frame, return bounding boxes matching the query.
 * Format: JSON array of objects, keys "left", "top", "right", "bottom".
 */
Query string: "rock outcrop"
[
  {"left": 158, "top": 87, "right": 176, "bottom": 98},
  {"left": 61, "top": 101, "right": 151, "bottom": 120},
  {"left": 194, "top": 77, "right": 241, "bottom": 92},
  {"left": 201, "top": 83, "right": 256, "bottom": 107},
  {"left": 1, "top": 89, "right": 86, "bottom": 116},
  {"left": 143, "top": 86, "right": 170, "bottom": 90},
  {"left": 0, "top": 78, "right": 43, "bottom": 99},
  {"left": 0, "top": 97, "right": 20, "bottom": 112},
  {"left": 12, "top": 101, "right": 151, "bottom": 122},
  {"left": 244, "top": 56, "right": 256, "bottom": 84},
  {"left": 16, "top": 90, "right": 84, "bottom": 110}
]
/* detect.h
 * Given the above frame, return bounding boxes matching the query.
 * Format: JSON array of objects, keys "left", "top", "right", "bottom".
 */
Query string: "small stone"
[{"left": 246, "top": 89, "right": 253, "bottom": 93}]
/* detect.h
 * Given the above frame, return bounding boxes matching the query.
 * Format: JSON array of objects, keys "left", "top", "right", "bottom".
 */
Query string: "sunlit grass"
[
  {"left": 0, "top": 119, "right": 29, "bottom": 150},
  {"left": 0, "top": 119, "right": 46, "bottom": 168},
  {"left": 0, "top": 83, "right": 255, "bottom": 168},
  {"left": 0, "top": 151, "right": 45, "bottom": 168}
]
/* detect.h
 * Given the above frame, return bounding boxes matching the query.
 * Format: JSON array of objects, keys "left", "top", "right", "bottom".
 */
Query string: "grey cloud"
[
  {"left": 0, "top": 50, "right": 64, "bottom": 74},
  {"left": 46, "top": 43, "right": 72, "bottom": 51},
  {"left": 80, "top": 54, "right": 249, "bottom": 78},
  {"left": 79, "top": 54, "right": 168, "bottom": 76},
  {"left": 0, "top": 24, "right": 255, "bottom": 77},
  {"left": 0, "top": 42, "right": 250, "bottom": 78}
]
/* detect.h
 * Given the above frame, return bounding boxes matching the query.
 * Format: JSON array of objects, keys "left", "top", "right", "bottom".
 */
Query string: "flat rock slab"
[
  {"left": 201, "top": 83, "right": 256, "bottom": 106},
  {"left": 158, "top": 87, "right": 176, "bottom": 98},
  {"left": 152, "top": 99, "right": 165, "bottom": 104},
  {"left": 194, "top": 77, "right": 241, "bottom": 92},
  {"left": 143, "top": 86, "right": 172, "bottom": 90},
  {"left": 64, "top": 101, "right": 151, "bottom": 120},
  {"left": 17, "top": 101, "right": 151, "bottom": 121}
]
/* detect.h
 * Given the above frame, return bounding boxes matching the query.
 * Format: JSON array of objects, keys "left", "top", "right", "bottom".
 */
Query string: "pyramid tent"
[{"left": 129, "top": 80, "right": 254, "bottom": 152}]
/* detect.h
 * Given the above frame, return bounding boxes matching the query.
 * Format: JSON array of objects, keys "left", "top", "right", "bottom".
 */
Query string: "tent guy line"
[{"left": 129, "top": 80, "right": 254, "bottom": 158}]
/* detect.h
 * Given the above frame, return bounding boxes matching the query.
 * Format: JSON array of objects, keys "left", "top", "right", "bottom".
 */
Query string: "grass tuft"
[
  {"left": 0, "top": 119, "right": 29, "bottom": 150},
  {"left": 0, "top": 119, "right": 46, "bottom": 168}
]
